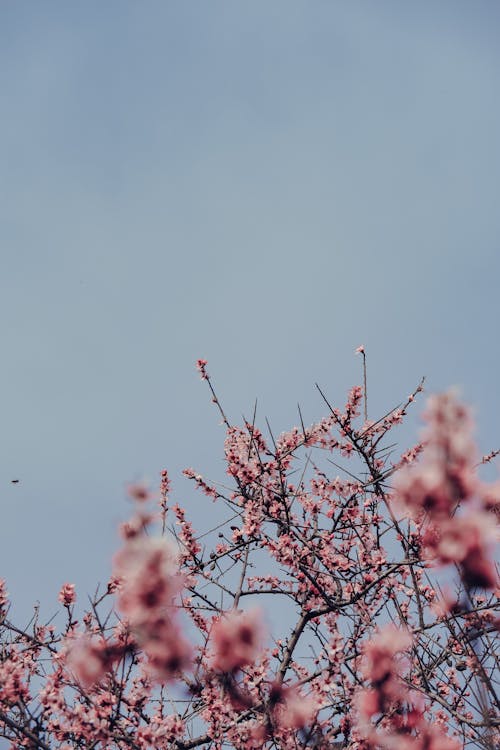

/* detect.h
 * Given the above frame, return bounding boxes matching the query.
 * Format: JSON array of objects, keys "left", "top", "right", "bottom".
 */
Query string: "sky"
[{"left": 1, "top": 1, "right": 499, "bottom": 624}]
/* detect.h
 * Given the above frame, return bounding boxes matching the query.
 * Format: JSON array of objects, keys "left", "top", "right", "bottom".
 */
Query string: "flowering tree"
[{"left": 0, "top": 353, "right": 498, "bottom": 750}]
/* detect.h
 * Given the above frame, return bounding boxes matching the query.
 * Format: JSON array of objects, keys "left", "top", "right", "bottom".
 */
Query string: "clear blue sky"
[{"left": 1, "top": 1, "right": 499, "bottom": 620}]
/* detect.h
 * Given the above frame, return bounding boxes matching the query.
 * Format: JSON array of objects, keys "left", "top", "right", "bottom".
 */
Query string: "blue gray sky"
[{"left": 1, "top": 1, "right": 499, "bottom": 621}]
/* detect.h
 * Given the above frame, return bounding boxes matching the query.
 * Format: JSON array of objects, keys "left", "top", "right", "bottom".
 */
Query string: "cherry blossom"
[
  {"left": 0, "top": 362, "right": 498, "bottom": 750},
  {"left": 211, "top": 608, "right": 265, "bottom": 672},
  {"left": 58, "top": 582, "right": 76, "bottom": 606}
]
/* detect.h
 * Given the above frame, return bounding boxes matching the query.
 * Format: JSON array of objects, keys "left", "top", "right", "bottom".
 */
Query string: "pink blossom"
[
  {"left": 423, "top": 512, "right": 498, "bottom": 589},
  {"left": 127, "top": 481, "right": 152, "bottom": 503},
  {"left": 58, "top": 582, "right": 76, "bottom": 606},
  {"left": 359, "top": 625, "right": 412, "bottom": 715},
  {"left": 1, "top": 373, "right": 498, "bottom": 748},
  {"left": 356, "top": 687, "right": 381, "bottom": 720},
  {"left": 415, "top": 727, "right": 462, "bottom": 750},
  {"left": 160, "top": 468, "right": 171, "bottom": 511},
  {"left": 483, "top": 480, "right": 500, "bottom": 517},
  {"left": 380, "top": 724, "right": 462, "bottom": 750},
  {"left": 355, "top": 345, "right": 365, "bottom": 354},
  {"left": 136, "top": 713, "right": 185, "bottom": 745},
  {"left": 361, "top": 625, "right": 411, "bottom": 684},
  {"left": 0, "top": 578, "right": 8, "bottom": 609},
  {"left": 114, "top": 536, "right": 183, "bottom": 623},
  {"left": 345, "top": 385, "right": 363, "bottom": 418},
  {"left": 106, "top": 574, "right": 121, "bottom": 594},
  {"left": 113, "top": 534, "right": 191, "bottom": 681},
  {"left": 396, "top": 462, "right": 458, "bottom": 520},
  {"left": 172, "top": 502, "right": 201, "bottom": 558},
  {"left": 141, "top": 617, "right": 192, "bottom": 680},
  {"left": 65, "top": 635, "right": 122, "bottom": 688},
  {"left": 196, "top": 358, "right": 209, "bottom": 379},
  {"left": 0, "top": 646, "right": 30, "bottom": 705},
  {"left": 276, "top": 685, "right": 319, "bottom": 729},
  {"left": 394, "top": 391, "right": 478, "bottom": 520},
  {"left": 211, "top": 608, "right": 265, "bottom": 672}
]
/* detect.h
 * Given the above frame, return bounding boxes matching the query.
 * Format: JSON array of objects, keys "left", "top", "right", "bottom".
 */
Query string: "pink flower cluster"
[
  {"left": 395, "top": 391, "right": 477, "bottom": 518},
  {"left": 211, "top": 608, "right": 265, "bottom": 672},
  {"left": 356, "top": 625, "right": 461, "bottom": 750},
  {"left": 272, "top": 684, "right": 319, "bottom": 730},
  {"left": 58, "top": 582, "right": 76, "bottom": 606},
  {"left": 113, "top": 532, "right": 192, "bottom": 680},
  {"left": 196, "top": 358, "right": 209, "bottom": 379},
  {"left": 127, "top": 481, "right": 152, "bottom": 503},
  {"left": 1, "top": 361, "right": 498, "bottom": 750},
  {"left": 394, "top": 391, "right": 499, "bottom": 590},
  {"left": 357, "top": 625, "right": 412, "bottom": 718},
  {"left": 65, "top": 634, "right": 123, "bottom": 688},
  {"left": 0, "top": 578, "right": 8, "bottom": 610},
  {"left": 423, "top": 512, "right": 497, "bottom": 589}
]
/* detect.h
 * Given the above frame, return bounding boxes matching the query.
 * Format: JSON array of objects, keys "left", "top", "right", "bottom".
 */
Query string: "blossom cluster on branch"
[{"left": 0, "top": 356, "right": 498, "bottom": 750}]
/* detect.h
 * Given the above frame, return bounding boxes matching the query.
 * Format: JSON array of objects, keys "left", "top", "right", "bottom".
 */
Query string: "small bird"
[{"left": 11, "top": 479, "right": 20, "bottom": 484}]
